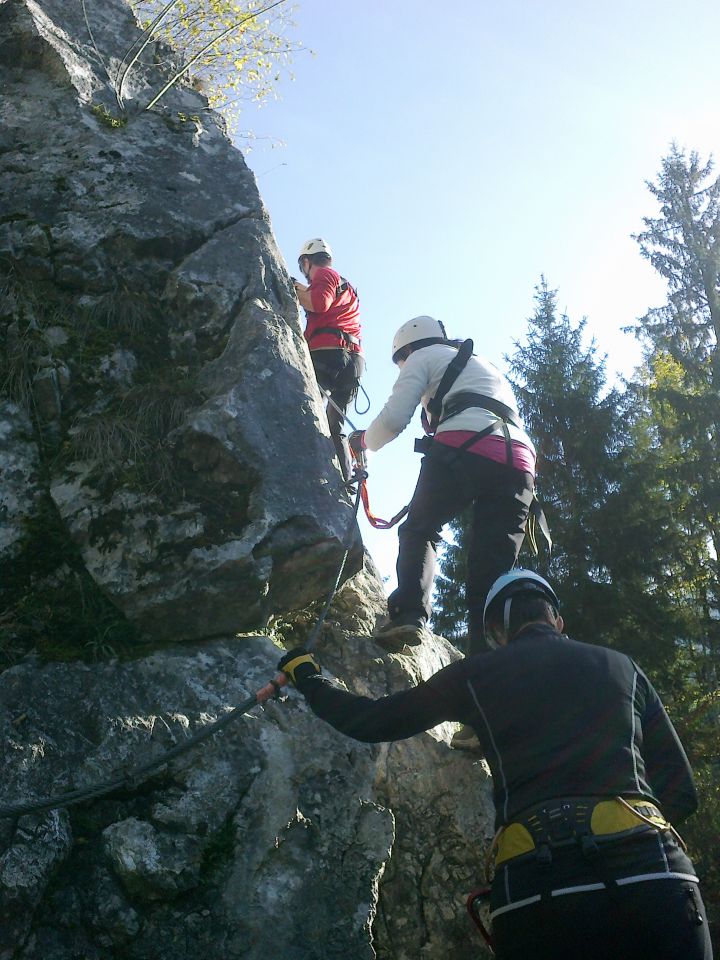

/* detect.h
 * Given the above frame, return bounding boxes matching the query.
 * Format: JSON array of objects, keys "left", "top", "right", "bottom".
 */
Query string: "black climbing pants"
[
  {"left": 387, "top": 442, "right": 534, "bottom": 653},
  {"left": 311, "top": 349, "right": 364, "bottom": 481},
  {"left": 492, "top": 879, "right": 713, "bottom": 960}
]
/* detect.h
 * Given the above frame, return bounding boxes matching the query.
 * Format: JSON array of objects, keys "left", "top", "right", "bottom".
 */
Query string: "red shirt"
[{"left": 303, "top": 266, "right": 362, "bottom": 353}]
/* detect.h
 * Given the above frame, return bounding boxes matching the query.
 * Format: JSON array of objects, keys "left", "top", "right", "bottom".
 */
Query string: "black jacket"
[{"left": 298, "top": 624, "right": 697, "bottom": 828}]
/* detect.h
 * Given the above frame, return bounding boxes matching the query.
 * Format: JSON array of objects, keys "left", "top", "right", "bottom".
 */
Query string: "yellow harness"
[{"left": 487, "top": 796, "right": 682, "bottom": 879}]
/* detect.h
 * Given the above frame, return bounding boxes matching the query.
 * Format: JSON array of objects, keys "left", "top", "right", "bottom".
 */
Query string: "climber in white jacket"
[{"left": 349, "top": 316, "right": 537, "bottom": 667}]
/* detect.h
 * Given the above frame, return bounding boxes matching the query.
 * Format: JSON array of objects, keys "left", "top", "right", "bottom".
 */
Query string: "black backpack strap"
[{"left": 426, "top": 339, "right": 474, "bottom": 433}]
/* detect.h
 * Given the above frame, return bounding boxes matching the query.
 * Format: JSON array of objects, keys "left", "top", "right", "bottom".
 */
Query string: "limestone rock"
[
  {"left": 0, "top": 0, "right": 361, "bottom": 646},
  {"left": 0, "top": 1, "right": 497, "bottom": 957},
  {"left": 0, "top": 614, "right": 493, "bottom": 960},
  {"left": 0, "top": 402, "right": 42, "bottom": 560}
]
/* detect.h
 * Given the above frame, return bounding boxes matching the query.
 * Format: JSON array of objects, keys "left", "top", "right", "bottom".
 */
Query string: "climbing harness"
[
  {"left": 0, "top": 478, "right": 366, "bottom": 822},
  {"left": 467, "top": 795, "right": 682, "bottom": 952},
  {"left": 466, "top": 887, "right": 494, "bottom": 953},
  {"left": 415, "top": 339, "right": 520, "bottom": 465},
  {"left": 486, "top": 796, "right": 678, "bottom": 876},
  {"left": 308, "top": 327, "right": 361, "bottom": 349}
]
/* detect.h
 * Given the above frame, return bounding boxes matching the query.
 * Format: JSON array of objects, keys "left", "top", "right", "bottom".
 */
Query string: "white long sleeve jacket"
[{"left": 363, "top": 343, "right": 535, "bottom": 454}]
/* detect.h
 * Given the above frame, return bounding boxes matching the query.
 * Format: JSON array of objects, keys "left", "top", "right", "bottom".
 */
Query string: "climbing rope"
[
  {"left": 354, "top": 383, "right": 371, "bottom": 416},
  {"left": 305, "top": 475, "right": 365, "bottom": 648},
  {"left": 321, "top": 390, "right": 408, "bottom": 531},
  {"left": 0, "top": 480, "right": 365, "bottom": 822}
]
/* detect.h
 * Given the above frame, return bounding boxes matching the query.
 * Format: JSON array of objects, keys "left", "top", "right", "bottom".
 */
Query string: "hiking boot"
[
  {"left": 374, "top": 615, "right": 429, "bottom": 650},
  {"left": 450, "top": 724, "right": 481, "bottom": 751}
]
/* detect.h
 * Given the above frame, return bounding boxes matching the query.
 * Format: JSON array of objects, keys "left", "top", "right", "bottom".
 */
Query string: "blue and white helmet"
[{"left": 483, "top": 569, "right": 559, "bottom": 648}]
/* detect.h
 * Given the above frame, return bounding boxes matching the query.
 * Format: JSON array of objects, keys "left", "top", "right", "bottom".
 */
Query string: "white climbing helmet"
[
  {"left": 298, "top": 238, "right": 333, "bottom": 259},
  {"left": 483, "top": 569, "right": 559, "bottom": 648},
  {"left": 391, "top": 315, "right": 447, "bottom": 363}
]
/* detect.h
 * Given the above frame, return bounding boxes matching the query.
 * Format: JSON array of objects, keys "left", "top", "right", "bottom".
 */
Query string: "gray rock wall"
[
  {"left": 1, "top": 589, "right": 494, "bottom": 960},
  {"left": 0, "top": 1, "right": 497, "bottom": 957},
  {"left": 0, "top": 0, "right": 361, "bottom": 647}
]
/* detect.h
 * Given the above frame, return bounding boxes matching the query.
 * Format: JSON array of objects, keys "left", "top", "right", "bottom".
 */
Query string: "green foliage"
[
  {"left": 628, "top": 147, "right": 720, "bottom": 667},
  {"left": 65, "top": 379, "right": 198, "bottom": 493},
  {"left": 91, "top": 103, "right": 128, "bottom": 128},
  {"left": 432, "top": 512, "right": 469, "bottom": 647},
  {"left": 127, "top": 0, "right": 301, "bottom": 129}
]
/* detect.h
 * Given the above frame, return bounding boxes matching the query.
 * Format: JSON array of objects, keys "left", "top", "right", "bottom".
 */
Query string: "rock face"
[
  {"left": 0, "top": 578, "right": 495, "bottom": 960},
  {"left": 0, "top": 1, "right": 496, "bottom": 958},
  {"left": 0, "top": 0, "right": 361, "bottom": 646}
]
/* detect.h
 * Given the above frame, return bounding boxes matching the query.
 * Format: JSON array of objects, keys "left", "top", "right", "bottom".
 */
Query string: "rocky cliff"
[{"left": 0, "top": 1, "right": 495, "bottom": 957}]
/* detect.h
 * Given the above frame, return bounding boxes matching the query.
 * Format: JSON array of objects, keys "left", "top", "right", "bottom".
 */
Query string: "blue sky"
[{"left": 239, "top": 0, "right": 720, "bottom": 588}]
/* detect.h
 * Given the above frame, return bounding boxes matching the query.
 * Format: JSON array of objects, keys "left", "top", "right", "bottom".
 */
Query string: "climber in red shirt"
[{"left": 294, "top": 238, "right": 363, "bottom": 481}]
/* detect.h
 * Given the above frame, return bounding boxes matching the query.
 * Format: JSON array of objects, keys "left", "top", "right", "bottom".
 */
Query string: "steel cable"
[{"left": 0, "top": 482, "right": 364, "bottom": 821}]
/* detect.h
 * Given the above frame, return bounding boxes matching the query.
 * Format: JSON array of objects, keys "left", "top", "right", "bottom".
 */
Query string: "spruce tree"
[
  {"left": 629, "top": 147, "right": 720, "bottom": 677},
  {"left": 505, "top": 278, "right": 623, "bottom": 642},
  {"left": 626, "top": 150, "right": 720, "bottom": 900}
]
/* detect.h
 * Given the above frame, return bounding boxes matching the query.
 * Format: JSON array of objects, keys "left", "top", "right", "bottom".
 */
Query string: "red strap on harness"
[{"left": 359, "top": 479, "right": 408, "bottom": 530}]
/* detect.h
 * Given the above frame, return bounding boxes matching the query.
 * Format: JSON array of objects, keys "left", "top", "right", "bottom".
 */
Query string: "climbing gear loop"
[{"left": 354, "top": 382, "right": 371, "bottom": 416}]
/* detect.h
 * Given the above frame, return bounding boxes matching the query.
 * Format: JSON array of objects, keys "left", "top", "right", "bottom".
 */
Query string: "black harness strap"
[
  {"left": 334, "top": 276, "right": 355, "bottom": 299},
  {"left": 438, "top": 391, "right": 522, "bottom": 465},
  {"left": 439, "top": 391, "right": 522, "bottom": 429},
  {"left": 425, "top": 338, "right": 475, "bottom": 432},
  {"left": 309, "top": 326, "right": 361, "bottom": 348}
]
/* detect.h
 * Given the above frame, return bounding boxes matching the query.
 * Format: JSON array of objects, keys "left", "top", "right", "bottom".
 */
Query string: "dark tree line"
[{"left": 434, "top": 148, "right": 720, "bottom": 915}]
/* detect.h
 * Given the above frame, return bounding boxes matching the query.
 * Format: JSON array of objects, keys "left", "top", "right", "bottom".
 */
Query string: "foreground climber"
[
  {"left": 294, "top": 238, "right": 363, "bottom": 481},
  {"left": 349, "top": 315, "right": 535, "bottom": 649},
  {"left": 278, "top": 571, "right": 713, "bottom": 960}
]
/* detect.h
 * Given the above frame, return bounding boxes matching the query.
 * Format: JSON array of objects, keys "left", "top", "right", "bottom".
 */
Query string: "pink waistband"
[{"left": 434, "top": 431, "right": 536, "bottom": 475}]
